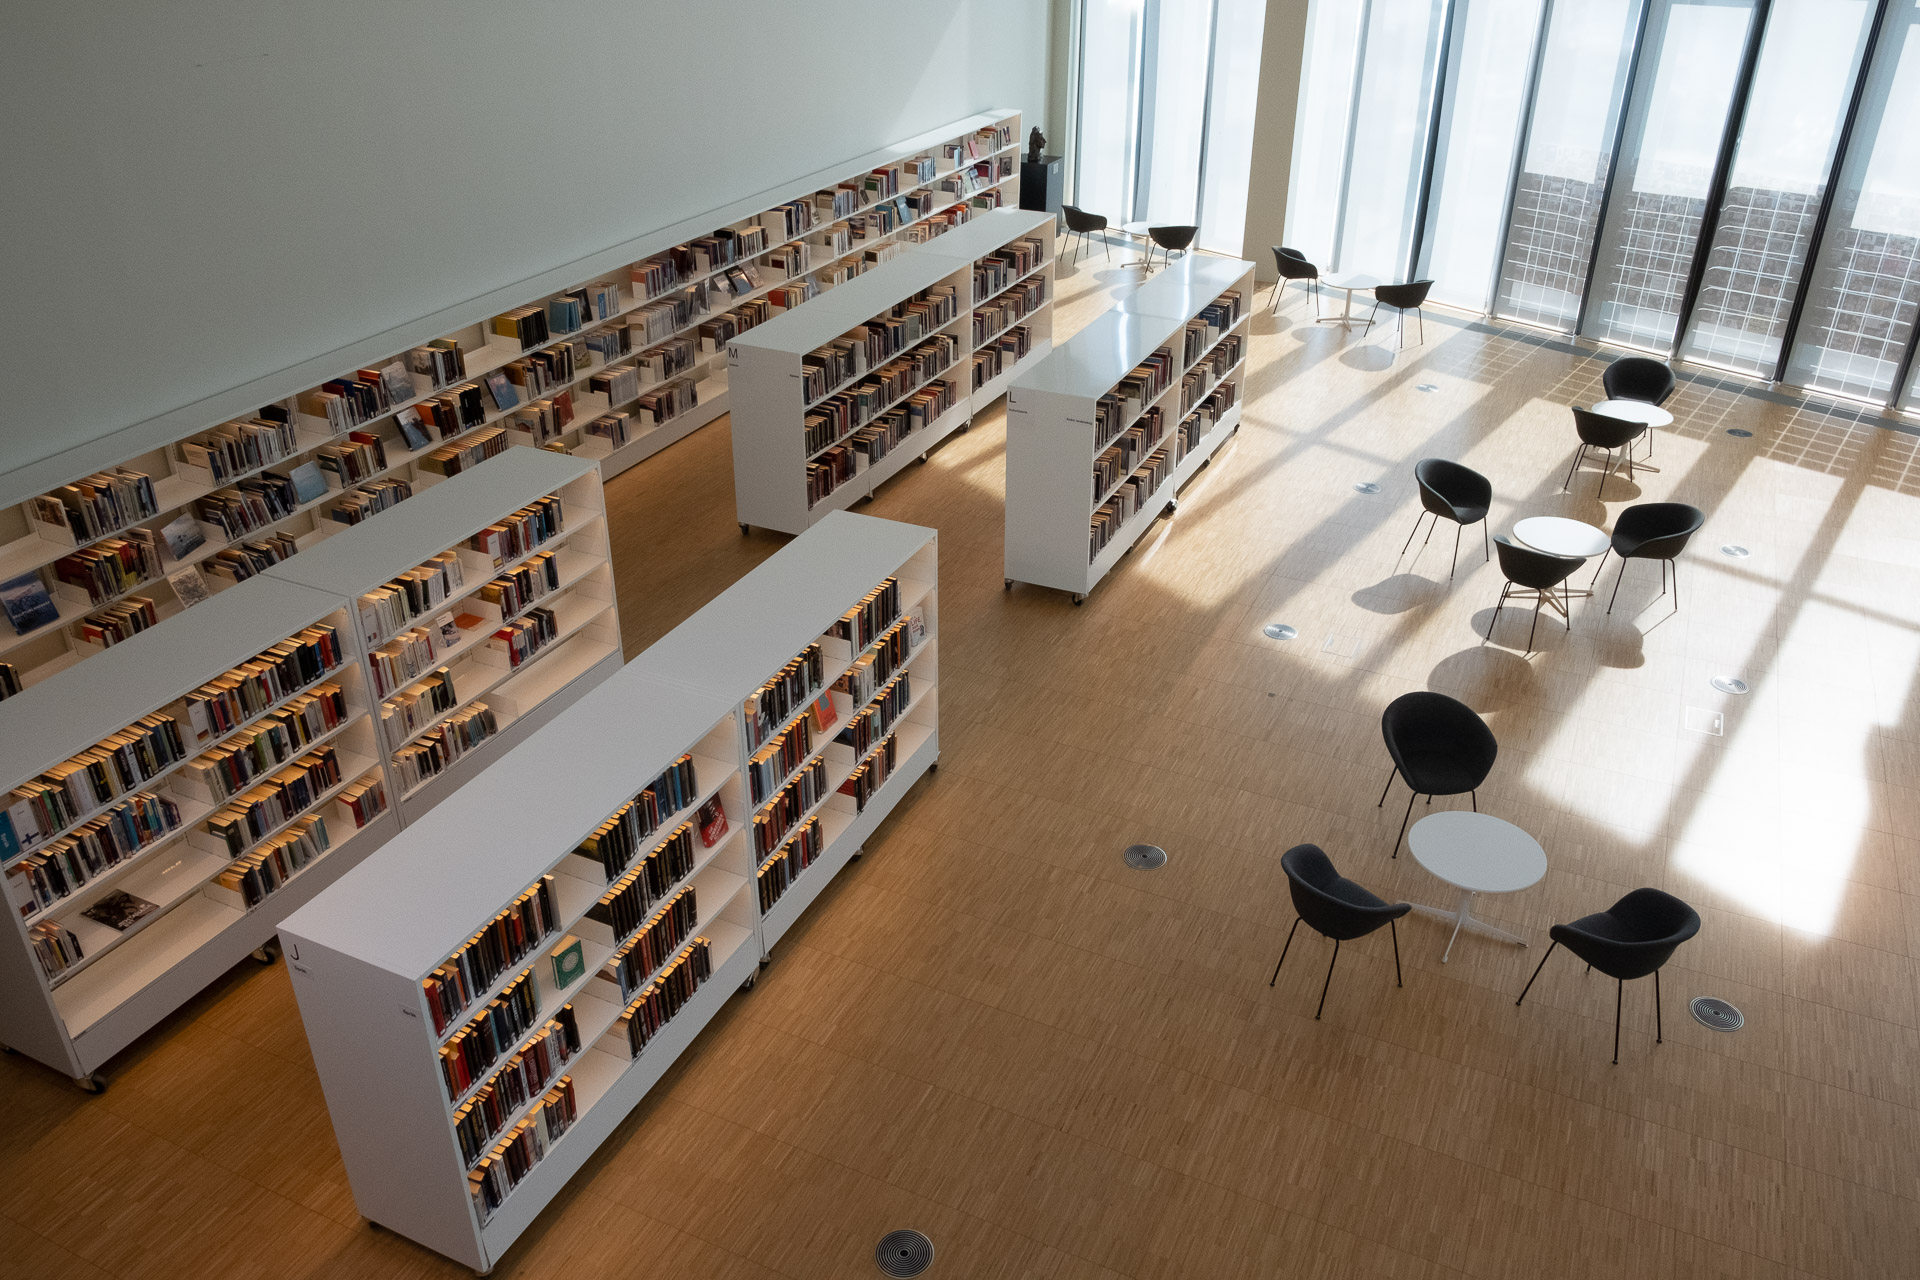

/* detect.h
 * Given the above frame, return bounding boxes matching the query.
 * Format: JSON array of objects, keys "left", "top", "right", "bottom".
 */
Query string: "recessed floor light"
[
  {"left": 1263, "top": 623, "right": 1298, "bottom": 640},
  {"left": 1710, "top": 676, "right": 1749, "bottom": 695},
  {"left": 1353, "top": 482, "right": 1381, "bottom": 494},
  {"left": 1123, "top": 844, "right": 1168, "bottom": 870},
  {"left": 1720, "top": 545, "right": 1750, "bottom": 558},
  {"left": 1726, "top": 428, "right": 1753, "bottom": 437},
  {"left": 1417, "top": 383, "right": 1439, "bottom": 392},
  {"left": 1690, "top": 996, "right": 1744, "bottom": 1031},
  {"left": 876, "top": 1230, "right": 935, "bottom": 1277}
]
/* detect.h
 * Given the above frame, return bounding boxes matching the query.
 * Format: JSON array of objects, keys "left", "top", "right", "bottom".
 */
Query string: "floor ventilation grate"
[
  {"left": 1690, "top": 996, "right": 1744, "bottom": 1031},
  {"left": 1123, "top": 844, "right": 1168, "bottom": 870},
  {"left": 876, "top": 1229, "right": 935, "bottom": 1277}
]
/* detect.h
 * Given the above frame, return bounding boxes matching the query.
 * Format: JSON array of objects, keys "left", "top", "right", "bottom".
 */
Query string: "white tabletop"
[
  {"left": 1514, "top": 516, "right": 1609, "bottom": 559},
  {"left": 1324, "top": 272, "right": 1383, "bottom": 291},
  {"left": 1122, "top": 220, "right": 1153, "bottom": 235},
  {"left": 1592, "top": 399, "right": 1674, "bottom": 428},
  {"left": 1408, "top": 812, "right": 1547, "bottom": 894}
]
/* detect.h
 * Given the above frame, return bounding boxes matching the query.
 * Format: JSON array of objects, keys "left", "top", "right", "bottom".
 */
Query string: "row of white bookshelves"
[
  {"left": 0, "top": 109, "right": 1019, "bottom": 697},
  {"left": 1004, "top": 255, "right": 1255, "bottom": 601},
  {"left": 0, "top": 449, "right": 621, "bottom": 1085},
  {"left": 280, "top": 511, "right": 939, "bottom": 1273},
  {"left": 728, "top": 206, "right": 1057, "bottom": 533}
]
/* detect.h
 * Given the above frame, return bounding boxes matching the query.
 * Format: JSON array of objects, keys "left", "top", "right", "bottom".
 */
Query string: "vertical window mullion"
[
  {"left": 1406, "top": 0, "right": 1461, "bottom": 282},
  {"left": 1329, "top": 0, "right": 1376, "bottom": 270},
  {"left": 1487, "top": 0, "right": 1558, "bottom": 314},
  {"left": 1573, "top": 0, "right": 1657, "bottom": 335}
]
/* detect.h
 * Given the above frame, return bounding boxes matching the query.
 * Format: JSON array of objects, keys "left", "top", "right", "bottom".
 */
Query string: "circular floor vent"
[
  {"left": 1263, "top": 623, "right": 1298, "bottom": 640},
  {"left": 1726, "top": 428, "right": 1754, "bottom": 438},
  {"left": 1690, "top": 996, "right": 1744, "bottom": 1032},
  {"left": 1124, "top": 844, "right": 1168, "bottom": 870},
  {"left": 1720, "top": 545, "right": 1750, "bottom": 558},
  {"left": 1709, "top": 676, "right": 1749, "bottom": 695},
  {"left": 1353, "top": 481, "right": 1382, "bottom": 494},
  {"left": 876, "top": 1229, "right": 935, "bottom": 1277}
]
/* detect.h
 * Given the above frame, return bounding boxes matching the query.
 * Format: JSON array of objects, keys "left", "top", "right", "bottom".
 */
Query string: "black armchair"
[
  {"left": 1377, "top": 692, "right": 1497, "bottom": 857},
  {"left": 1602, "top": 356, "right": 1675, "bottom": 406},
  {"left": 1488, "top": 535, "right": 1585, "bottom": 654},
  {"left": 1269, "top": 844, "right": 1411, "bottom": 1019},
  {"left": 1404, "top": 458, "right": 1492, "bottom": 580},
  {"left": 1562, "top": 407, "right": 1646, "bottom": 497},
  {"left": 1516, "top": 887, "right": 1700, "bottom": 1063},
  {"left": 1145, "top": 224, "right": 1199, "bottom": 272},
  {"left": 1270, "top": 246, "right": 1323, "bottom": 316},
  {"left": 1061, "top": 205, "right": 1111, "bottom": 266},
  {"left": 1364, "top": 280, "right": 1434, "bottom": 349},
  {"left": 1597, "top": 502, "right": 1705, "bottom": 614}
]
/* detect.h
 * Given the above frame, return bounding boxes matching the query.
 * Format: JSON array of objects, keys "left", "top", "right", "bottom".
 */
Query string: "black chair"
[
  {"left": 1363, "top": 280, "right": 1434, "bottom": 349},
  {"left": 1603, "top": 355, "right": 1675, "bottom": 461},
  {"left": 1061, "top": 205, "right": 1112, "bottom": 266},
  {"left": 1404, "top": 459, "right": 1491, "bottom": 580},
  {"left": 1377, "top": 693, "right": 1497, "bottom": 858},
  {"left": 1270, "top": 247, "right": 1323, "bottom": 316},
  {"left": 1516, "top": 887, "right": 1700, "bottom": 1064},
  {"left": 1269, "top": 844, "right": 1410, "bottom": 1019},
  {"left": 1561, "top": 407, "right": 1645, "bottom": 497},
  {"left": 1144, "top": 224, "right": 1199, "bottom": 272},
  {"left": 1594, "top": 502, "right": 1704, "bottom": 615},
  {"left": 1602, "top": 356, "right": 1675, "bottom": 406},
  {"left": 1487, "top": 536, "right": 1584, "bottom": 654}
]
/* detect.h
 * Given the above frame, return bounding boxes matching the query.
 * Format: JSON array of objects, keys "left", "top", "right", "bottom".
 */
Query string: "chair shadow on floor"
[{"left": 1351, "top": 573, "right": 1440, "bottom": 615}]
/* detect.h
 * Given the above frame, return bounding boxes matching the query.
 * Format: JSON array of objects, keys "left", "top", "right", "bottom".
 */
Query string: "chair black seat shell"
[
  {"left": 1596, "top": 502, "right": 1705, "bottom": 614},
  {"left": 1269, "top": 844, "right": 1412, "bottom": 1018},
  {"left": 1602, "top": 356, "right": 1676, "bottom": 406},
  {"left": 1405, "top": 458, "right": 1492, "bottom": 579},
  {"left": 1377, "top": 692, "right": 1497, "bottom": 856},
  {"left": 1061, "top": 204, "right": 1111, "bottom": 266},
  {"left": 1488, "top": 534, "right": 1584, "bottom": 653},
  {"left": 1516, "top": 887, "right": 1700, "bottom": 1062}
]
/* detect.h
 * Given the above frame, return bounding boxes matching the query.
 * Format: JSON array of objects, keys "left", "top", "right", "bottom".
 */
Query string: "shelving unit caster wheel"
[
  {"left": 740, "top": 523, "right": 751, "bottom": 534},
  {"left": 1167, "top": 499, "right": 1179, "bottom": 513},
  {"left": 1004, "top": 579, "right": 1013, "bottom": 591},
  {"left": 739, "top": 972, "right": 757, "bottom": 993},
  {"left": 959, "top": 420, "right": 972, "bottom": 434},
  {"left": 1, "top": 1044, "right": 17, "bottom": 1054},
  {"left": 75, "top": 1073, "right": 107, "bottom": 1095},
  {"left": 252, "top": 942, "right": 278, "bottom": 965},
  {"left": 1072, "top": 594, "right": 1085, "bottom": 606},
  {"left": 928, "top": 758, "right": 939, "bottom": 772},
  {"left": 366, "top": 1221, "right": 384, "bottom": 1232},
  {"left": 850, "top": 847, "right": 864, "bottom": 862}
]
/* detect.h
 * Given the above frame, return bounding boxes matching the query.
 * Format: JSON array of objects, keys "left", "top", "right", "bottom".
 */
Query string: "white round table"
[
  {"left": 1407, "top": 811, "right": 1546, "bottom": 962},
  {"left": 1514, "top": 516, "right": 1609, "bottom": 559},
  {"left": 1591, "top": 399, "right": 1670, "bottom": 470},
  {"left": 1120, "top": 221, "right": 1156, "bottom": 269},
  {"left": 1320, "top": 272, "right": 1382, "bottom": 326},
  {"left": 1590, "top": 399, "right": 1673, "bottom": 429}
]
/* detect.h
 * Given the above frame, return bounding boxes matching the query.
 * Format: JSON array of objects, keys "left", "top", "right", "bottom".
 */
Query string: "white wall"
[{"left": 0, "top": 0, "right": 1050, "bottom": 503}]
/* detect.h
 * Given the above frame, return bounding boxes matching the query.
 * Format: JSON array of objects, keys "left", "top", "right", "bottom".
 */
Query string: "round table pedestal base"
[{"left": 1410, "top": 890, "right": 1529, "bottom": 962}]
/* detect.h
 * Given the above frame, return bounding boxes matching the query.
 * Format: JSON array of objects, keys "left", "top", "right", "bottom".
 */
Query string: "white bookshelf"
[
  {"left": 0, "top": 576, "right": 399, "bottom": 1085},
  {"left": 728, "top": 208, "right": 1056, "bottom": 534},
  {"left": 1004, "top": 256, "right": 1255, "bottom": 602},
  {"left": 0, "top": 112, "right": 1018, "bottom": 700},
  {"left": 265, "top": 449, "right": 622, "bottom": 826},
  {"left": 280, "top": 510, "right": 936, "bottom": 1273}
]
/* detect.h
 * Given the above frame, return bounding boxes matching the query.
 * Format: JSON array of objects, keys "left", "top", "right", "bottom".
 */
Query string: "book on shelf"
[
  {"left": 182, "top": 621, "right": 345, "bottom": 744},
  {"left": 210, "top": 813, "right": 331, "bottom": 909},
  {"left": 838, "top": 733, "right": 900, "bottom": 812},
  {"left": 575, "top": 755, "right": 699, "bottom": 885},
  {"left": 1, "top": 709, "right": 189, "bottom": 862},
  {"left": 601, "top": 884, "right": 699, "bottom": 1001},
  {"left": 178, "top": 409, "right": 301, "bottom": 485},
  {"left": 612, "top": 936, "right": 712, "bottom": 1061},
  {"left": 167, "top": 566, "right": 213, "bottom": 609},
  {"left": 330, "top": 477, "right": 414, "bottom": 526},
  {"left": 756, "top": 815, "right": 824, "bottom": 912},
  {"left": 392, "top": 703, "right": 499, "bottom": 790},
  {"left": 549, "top": 935, "right": 584, "bottom": 987},
  {"left": 204, "top": 745, "right": 346, "bottom": 855},
  {"left": 180, "top": 683, "right": 350, "bottom": 804},
  {"left": 82, "top": 888, "right": 158, "bottom": 932},
  {"left": 318, "top": 432, "right": 389, "bottom": 488},
  {"left": 50, "top": 527, "right": 162, "bottom": 605},
  {"left": 160, "top": 513, "right": 207, "bottom": 561},
  {"left": 31, "top": 467, "right": 160, "bottom": 545},
  {"left": 468, "top": 1072, "right": 579, "bottom": 1223},
  {"left": 4, "top": 791, "right": 184, "bottom": 921},
  {"left": 696, "top": 796, "right": 728, "bottom": 847},
  {"left": 423, "top": 875, "right": 560, "bottom": 1035},
  {"left": 73, "top": 596, "right": 162, "bottom": 649},
  {"left": 408, "top": 339, "right": 468, "bottom": 390},
  {"left": 0, "top": 661, "right": 20, "bottom": 702},
  {"left": 26, "top": 919, "right": 84, "bottom": 979}
]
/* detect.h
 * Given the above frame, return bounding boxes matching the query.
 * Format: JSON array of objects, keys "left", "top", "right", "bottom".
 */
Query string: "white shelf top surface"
[
  {"left": 263, "top": 448, "right": 596, "bottom": 595},
  {"left": 279, "top": 665, "right": 735, "bottom": 979},
  {"left": 1115, "top": 255, "right": 1257, "bottom": 321},
  {"left": 632, "top": 512, "right": 935, "bottom": 701},
  {"left": 1009, "top": 309, "right": 1196, "bottom": 402},
  {"left": 0, "top": 575, "right": 346, "bottom": 792},
  {"left": 905, "top": 208, "right": 1057, "bottom": 265},
  {"left": 728, "top": 254, "right": 971, "bottom": 356}
]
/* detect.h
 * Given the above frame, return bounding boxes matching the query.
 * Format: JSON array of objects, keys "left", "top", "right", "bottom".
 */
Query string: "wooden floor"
[{"left": 8, "top": 239, "right": 1920, "bottom": 1280}]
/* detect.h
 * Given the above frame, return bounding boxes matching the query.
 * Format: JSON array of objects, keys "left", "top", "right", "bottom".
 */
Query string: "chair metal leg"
[
  {"left": 1417, "top": 308, "right": 1425, "bottom": 346},
  {"left": 1562, "top": 444, "right": 1587, "bottom": 493},
  {"left": 1589, "top": 547, "right": 1609, "bottom": 586},
  {"left": 1614, "top": 978, "right": 1623, "bottom": 1065},
  {"left": 1608, "top": 558, "right": 1629, "bottom": 614},
  {"left": 1269, "top": 917, "right": 1301, "bottom": 987},
  {"left": 1392, "top": 791, "right": 1416, "bottom": 857},
  {"left": 1516, "top": 939, "right": 1558, "bottom": 1005},
  {"left": 1672, "top": 560, "right": 1679, "bottom": 611},
  {"left": 1316, "top": 939, "right": 1340, "bottom": 1020},
  {"left": 1423, "top": 515, "right": 1437, "bottom": 546},
  {"left": 1396, "top": 310, "right": 1406, "bottom": 351},
  {"left": 1654, "top": 968, "right": 1663, "bottom": 1043},
  {"left": 1564, "top": 580, "right": 1574, "bottom": 632},
  {"left": 1487, "top": 583, "right": 1510, "bottom": 640},
  {"left": 1482, "top": 520, "right": 1490, "bottom": 563},
  {"left": 1362, "top": 299, "right": 1382, "bottom": 337},
  {"left": 1527, "top": 595, "right": 1542, "bottom": 654},
  {"left": 1377, "top": 766, "right": 1398, "bottom": 807},
  {"left": 1390, "top": 920, "right": 1402, "bottom": 986},
  {"left": 1450, "top": 522, "right": 1462, "bottom": 580},
  {"left": 1400, "top": 510, "right": 1432, "bottom": 557},
  {"left": 1471, "top": 790, "right": 1478, "bottom": 812}
]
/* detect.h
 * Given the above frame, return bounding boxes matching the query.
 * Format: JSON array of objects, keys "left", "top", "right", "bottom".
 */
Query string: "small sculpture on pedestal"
[{"left": 1027, "top": 126, "right": 1046, "bottom": 164}]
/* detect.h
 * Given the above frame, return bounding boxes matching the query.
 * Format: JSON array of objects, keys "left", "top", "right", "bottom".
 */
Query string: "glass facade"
[
  {"left": 1283, "top": 0, "right": 1920, "bottom": 409},
  {"left": 1070, "top": 0, "right": 1268, "bottom": 254}
]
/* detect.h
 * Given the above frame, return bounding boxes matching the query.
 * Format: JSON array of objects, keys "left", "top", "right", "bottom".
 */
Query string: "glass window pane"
[
  {"left": 1678, "top": 0, "right": 1873, "bottom": 375},
  {"left": 1786, "top": 4, "right": 1920, "bottom": 402},
  {"left": 1283, "top": 0, "right": 1367, "bottom": 266},
  {"left": 1583, "top": 1, "right": 1757, "bottom": 351},
  {"left": 1197, "top": 0, "right": 1268, "bottom": 254},
  {"left": 1493, "top": 0, "right": 1645, "bottom": 330},
  {"left": 1336, "top": 1, "right": 1447, "bottom": 278},
  {"left": 1138, "top": 0, "right": 1215, "bottom": 224},
  {"left": 1074, "top": 0, "right": 1145, "bottom": 221},
  {"left": 1418, "top": 0, "right": 1547, "bottom": 311}
]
